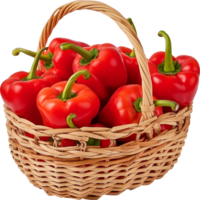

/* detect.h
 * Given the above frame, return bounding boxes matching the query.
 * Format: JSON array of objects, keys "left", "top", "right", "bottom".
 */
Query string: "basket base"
[{"left": 6, "top": 114, "right": 190, "bottom": 200}]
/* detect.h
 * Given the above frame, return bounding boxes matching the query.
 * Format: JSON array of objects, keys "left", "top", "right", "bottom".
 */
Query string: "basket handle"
[{"left": 37, "top": 0, "right": 154, "bottom": 121}]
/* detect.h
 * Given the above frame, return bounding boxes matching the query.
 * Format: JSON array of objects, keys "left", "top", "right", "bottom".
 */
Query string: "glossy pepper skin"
[
  {"left": 47, "top": 38, "right": 89, "bottom": 54},
  {"left": 60, "top": 43, "right": 127, "bottom": 107},
  {"left": 37, "top": 70, "right": 100, "bottom": 128},
  {"left": 118, "top": 47, "right": 160, "bottom": 87},
  {"left": 12, "top": 38, "right": 89, "bottom": 81},
  {"left": 149, "top": 31, "right": 200, "bottom": 112},
  {"left": 118, "top": 46, "right": 141, "bottom": 85},
  {"left": 98, "top": 85, "right": 178, "bottom": 142},
  {"left": 10, "top": 37, "right": 90, "bottom": 80},
  {"left": 61, "top": 138, "right": 76, "bottom": 147},
  {"left": 118, "top": 18, "right": 141, "bottom": 85},
  {"left": 0, "top": 47, "right": 61, "bottom": 125},
  {"left": 25, "top": 132, "right": 53, "bottom": 142}
]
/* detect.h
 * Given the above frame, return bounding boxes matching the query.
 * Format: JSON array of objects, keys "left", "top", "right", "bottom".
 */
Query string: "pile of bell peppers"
[{"left": 1, "top": 18, "right": 199, "bottom": 148}]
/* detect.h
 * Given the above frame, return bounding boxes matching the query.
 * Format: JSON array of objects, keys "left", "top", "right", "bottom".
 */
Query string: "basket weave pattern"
[{"left": 4, "top": 1, "right": 193, "bottom": 200}]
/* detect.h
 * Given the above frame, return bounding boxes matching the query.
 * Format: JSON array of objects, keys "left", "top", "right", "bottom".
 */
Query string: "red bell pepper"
[
  {"left": 98, "top": 85, "right": 178, "bottom": 142},
  {"left": 0, "top": 47, "right": 61, "bottom": 125},
  {"left": 118, "top": 46, "right": 141, "bottom": 85},
  {"left": 149, "top": 31, "right": 200, "bottom": 112},
  {"left": 60, "top": 43, "right": 127, "bottom": 106},
  {"left": 118, "top": 18, "right": 141, "bottom": 85},
  {"left": 37, "top": 70, "right": 100, "bottom": 128},
  {"left": 36, "top": 69, "right": 101, "bottom": 147},
  {"left": 12, "top": 38, "right": 89, "bottom": 81},
  {"left": 0, "top": 47, "right": 61, "bottom": 141}
]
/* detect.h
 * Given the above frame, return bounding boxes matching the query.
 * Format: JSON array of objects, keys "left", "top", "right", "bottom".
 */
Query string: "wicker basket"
[{"left": 4, "top": 1, "right": 193, "bottom": 200}]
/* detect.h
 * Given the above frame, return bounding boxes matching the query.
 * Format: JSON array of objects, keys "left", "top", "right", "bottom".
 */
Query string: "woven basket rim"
[
  {"left": 4, "top": 104, "right": 192, "bottom": 160},
  {"left": 4, "top": 104, "right": 192, "bottom": 136}
]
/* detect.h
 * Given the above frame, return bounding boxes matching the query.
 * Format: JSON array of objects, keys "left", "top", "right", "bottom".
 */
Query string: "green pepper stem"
[
  {"left": 127, "top": 18, "right": 137, "bottom": 58},
  {"left": 67, "top": 113, "right": 100, "bottom": 146},
  {"left": 127, "top": 18, "right": 137, "bottom": 34},
  {"left": 158, "top": 31, "right": 175, "bottom": 72},
  {"left": 62, "top": 70, "right": 91, "bottom": 100},
  {"left": 129, "top": 49, "right": 136, "bottom": 58},
  {"left": 154, "top": 100, "right": 179, "bottom": 111},
  {"left": 12, "top": 48, "right": 52, "bottom": 64},
  {"left": 134, "top": 97, "right": 179, "bottom": 112},
  {"left": 24, "top": 47, "right": 48, "bottom": 80},
  {"left": 60, "top": 43, "right": 94, "bottom": 62},
  {"left": 67, "top": 113, "right": 77, "bottom": 128}
]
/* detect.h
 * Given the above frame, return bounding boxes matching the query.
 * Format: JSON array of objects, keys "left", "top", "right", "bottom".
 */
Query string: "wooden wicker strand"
[
  {"left": 3, "top": 1, "right": 194, "bottom": 199},
  {"left": 5, "top": 104, "right": 191, "bottom": 159}
]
